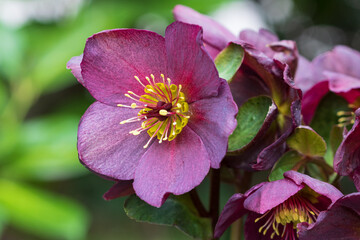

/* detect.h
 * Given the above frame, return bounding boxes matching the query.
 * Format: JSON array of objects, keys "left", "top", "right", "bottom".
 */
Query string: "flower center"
[
  {"left": 337, "top": 98, "right": 360, "bottom": 127},
  {"left": 117, "top": 74, "right": 190, "bottom": 148},
  {"left": 254, "top": 192, "right": 320, "bottom": 240}
]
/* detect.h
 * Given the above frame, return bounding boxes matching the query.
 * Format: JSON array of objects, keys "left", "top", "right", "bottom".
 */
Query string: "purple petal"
[
  {"left": 324, "top": 71, "right": 360, "bottom": 92},
  {"left": 66, "top": 54, "right": 84, "bottom": 86},
  {"left": 165, "top": 21, "right": 221, "bottom": 103},
  {"left": 133, "top": 127, "right": 210, "bottom": 207},
  {"left": 301, "top": 81, "right": 330, "bottom": 124},
  {"left": 239, "top": 29, "right": 279, "bottom": 58},
  {"left": 313, "top": 45, "right": 360, "bottom": 79},
  {"left": 298, "top": 193, "right": 360, "bottom": 240},
  {"left": 103, "top": 180, "right": 134, "bottom": 200},
  {"left": 188, "top": 79, "right": 237, "bottom": 168},
  {"left": 214, "top": 193, "right": 248, "bottom": 238},
  {"left": 294, "top": 56, "right": 316, "bottom": 93},
  {"left": 172, "top": 5, "right": 236, "bottom": 58},
  {"left": 81, "top": 29, "right": 166, "bottom": 106},
  {"left": 334, "top": 110, "right": 360, "bottom": 191},
  {"left": 244, "top": 178, "right": 303, "bottom": 214},
  {"left": 78, "top": 101, "right": 151, "bottom": 180},
  {"left": 269, "top": 40, "right": 298, "bottom": 76},
  {"left": 284, "top": 170, "right": 343, "bottom": 203}
]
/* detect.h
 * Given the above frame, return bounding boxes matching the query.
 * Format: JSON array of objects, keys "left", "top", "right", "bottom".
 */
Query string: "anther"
[{"left": 159, "top": 110, "right": 168, "bottom": 116}]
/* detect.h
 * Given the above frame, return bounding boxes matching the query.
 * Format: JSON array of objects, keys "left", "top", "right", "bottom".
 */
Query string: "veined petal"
[
  {"left": 133, "top": 127, "right": 210, "bottom": 207},
  {"left": 165, "top": 21, "right": 221, "bottom": 103},
  {"left": 284, "top": 170, "right": 343, "bottom": 203},
  {"left": 188, "top": 79, "right": 237, "bottom": 168},
  {"left": 173, "top": 5, "right": 236, "bottom": 57},
  {"left": 81, "top": 29, "right": 166, "bottom": 106},
  {"left": 78, "top": 101, "right": 151, "bottom": 180},
  {"left": 243, "top": 178, "right": 303, "bottom": 214}
]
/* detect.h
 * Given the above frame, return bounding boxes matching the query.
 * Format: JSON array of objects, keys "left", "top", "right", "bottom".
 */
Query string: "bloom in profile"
[
  {"left": 67, "top": 22, "right": 237, "bottom": 207},
  {"left": 214, "top": 171, "right": 343, "bottom": 239},
  {"left": 298, "top": 192, "right": 360, "bottom": 239},
  {"left": 174, "top": 5, "right": 301, "bottom": 170}
]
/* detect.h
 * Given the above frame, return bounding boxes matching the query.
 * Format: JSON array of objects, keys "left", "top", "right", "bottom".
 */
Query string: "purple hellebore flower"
[
  {"left": 298, "top": 192, "right": 360, "bottom": 239},
  {"left": 173, "top": 5, "right": 301, "bottom": 170},
  {"left": 214, "top": 171, "right": 343, "bottom": 239},
  {"left": 299, "top": 46, "right": 360, "bottom": 124},
  {"left": 67, "top": 21, "right": 238, "bottom": 207}
]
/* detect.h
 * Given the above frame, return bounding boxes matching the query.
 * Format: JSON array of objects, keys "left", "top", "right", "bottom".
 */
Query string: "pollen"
[
  {"left": 254, "top": 188, "right": 321, "bottom": 239},
  {"left": 117, "top": 73, "right": 190, "bottom": 148}
]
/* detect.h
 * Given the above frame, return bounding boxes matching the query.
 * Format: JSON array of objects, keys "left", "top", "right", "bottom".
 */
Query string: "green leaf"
[
  {"left": 214, "top": 43, "right": 244, "bottom": 81},
  {"left": 228, "top": 96, "right": 273, "bottom": 152},
  {"left": 310, "top": 93, "right": 350, "bottom": 165},
  {"left": 124, "top": 194, "right": 212, "bottom": 239},
  {"left": 330, "top": 125, "right": 344, "bottom": 158},
  {"left": 1, "top": 114, "right": 86, "bottom": 181},
  {"left": 287, "top": 126, "right": 327, "bottom": 157},
  {"left": 269, "top": 150, "right": 303, "bottom": 181},
  {"left": 0, "top": 179, "right": 89, "bottom": 240}
]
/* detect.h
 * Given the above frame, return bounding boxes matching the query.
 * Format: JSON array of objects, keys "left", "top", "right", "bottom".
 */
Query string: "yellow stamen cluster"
[
  {"left": 255, "top": 189, "right": 320, "bottom": 239},
  {"left": 117, "top": 73, "right": 190, "bottom": 148}
]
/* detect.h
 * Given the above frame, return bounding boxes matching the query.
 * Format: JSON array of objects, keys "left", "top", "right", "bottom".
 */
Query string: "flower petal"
[
  {"left": 301, "top": 81, "right": 330, "bottom": 124},
  {"left": 214, "top": 193, "right": 247, "bottom": 238},
  {"left": 103, "top": 180, "right": 135, "bottom": 200},
  {"left": 298, "top": 193, "right": 360, "bottom": 240},
  {"left": 284, "top": 170, "right": 343, "bottom": 203},
  {"left": 173, "top": 5, "right": 236, "bottom": 58},
  {"left": 133, "top": 127, "right": 210, "bottom": 207},
  {"left": 188, "top": 79, "right": 237, "bottom": 168},
  {"left": 165, "top": 21, "right": 221, "bottom": 103},
  {"left": 239, "top": 29, "right": 278, "bottom": 58},
  {"left": 78, "top": 101, "right": 151, "bottom": 180},
  {"left": 324, "top": 71, "right": 360, "bottom": 92},
  {"left": 334, "top": 110, "right": 360, "bottom": 191},
  {"left": 66, "top": 54, "right": 84, "bottom": 86},
  {"left": 243, "top": 178, "right": 303, "bottom": 214},
  {"left": 81, "top": 29, "right": 166, "bottom": 105}
]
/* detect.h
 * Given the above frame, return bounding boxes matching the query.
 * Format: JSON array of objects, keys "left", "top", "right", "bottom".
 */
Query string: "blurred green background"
[{"left": 0, "top": 0, "right": 359, "bottom": 239}]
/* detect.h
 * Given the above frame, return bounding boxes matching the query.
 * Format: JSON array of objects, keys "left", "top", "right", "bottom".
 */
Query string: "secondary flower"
[
  {"left": 214, "top": 171, "right": 343, "bottom": 239},
  {"left": 173, "top": 5, "right": 301, "bottom": 170},
  {"left": 299, "top": 46, "right": 360, "bottom": 124},
  {"left": 298, "top": 192, "right": 360, "bottom": 239},
  {"left": 67, "top": 22, "right": 237, "bottom": 207}
]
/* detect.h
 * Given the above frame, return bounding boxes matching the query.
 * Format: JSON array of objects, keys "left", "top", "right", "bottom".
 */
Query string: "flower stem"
[
  {"left": 190, "top": 189, "right": 208, "bottom": 218},
  {"left": 210, "top": 168, "right": 220, "bottom": 239}
]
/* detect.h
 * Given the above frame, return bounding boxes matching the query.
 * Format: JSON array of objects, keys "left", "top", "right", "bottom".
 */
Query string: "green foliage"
[
  {"left": 124, "top": 194, "right": 212, "bottom": 239},
  {"left": 269, "top": 150, "right": 303, "bottom": 181},
  {"left": 215, "top": 43, "right": 244, "bottom": 81},
  {"left": 0, "top": 179, "right": 88, "bottom": 240},
  {"left": 310, "top": 93, "right": 350, "bottom": 165},
  {"left": 1, "top": 114, "right": 86, "bottom": 181},
  {"left": 228, "top": 96, "right": 273, "bottom": 152},
  {"left": 286, "top": 126, "right": 327, "bottom": 157}
]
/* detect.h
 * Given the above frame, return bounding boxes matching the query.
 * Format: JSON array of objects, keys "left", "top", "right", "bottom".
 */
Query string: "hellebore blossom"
[
  {"left": 173, "top": 5, "right": 301, "bottom": 170},
  {"left": 297, "top": 46, "right": 360, "bottom": 190},
  {"left": 214, "top": 171, "right": 343, "bottom": 239},
  {"left": 298, "top": 192, "right": 360, "bottom": 239},
  {"left": 67, "top": 22, "right": 237, "bottom": 207},
  {"left": 299, "top": 45, "right": 360, "bottom": 124}
]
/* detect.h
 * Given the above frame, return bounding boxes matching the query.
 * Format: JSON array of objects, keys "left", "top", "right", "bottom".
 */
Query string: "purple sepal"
[
  {"left": 334, "top": 110, "right": 360, "bottom": 191},
  {"left": 103, "top": 180, "right": 135, "bottom": 200},
  {"left": 298, "top": 193, "right": 360, "bottom": 240}
]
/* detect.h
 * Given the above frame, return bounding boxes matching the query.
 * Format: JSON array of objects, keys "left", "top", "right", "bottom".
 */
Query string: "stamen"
[
  {"left": 134, "top": 75, "right": 146, "bottom": 88},
  {"left": 159, "top": 110, "right": 168, "bottom": 116}
]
